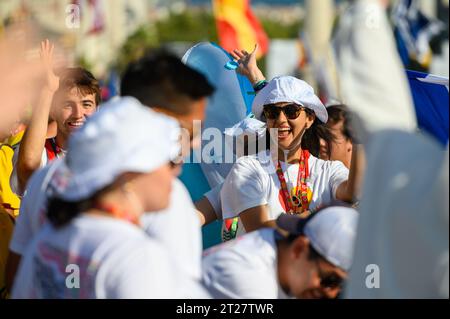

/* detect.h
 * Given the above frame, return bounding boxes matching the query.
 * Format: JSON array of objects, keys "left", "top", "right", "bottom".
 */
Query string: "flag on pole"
[
  {"left": 212, "top": 0, "right": 269, "bottom": 59},
  {"left": 407, "top": 70, "right": 449, "bottom": 146},
  {"left": 392, "top": 0, "right": 445, "bottom": 71}
]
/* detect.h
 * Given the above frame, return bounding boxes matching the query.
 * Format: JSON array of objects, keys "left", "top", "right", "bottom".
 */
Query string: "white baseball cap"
[
  {"left": 252, "top": 76, "right": 328, "bottom": 123},
  {"left": 50, "top": 96, "right": 180, "bottom": 202},
  {"left": 276, "top": 206, "right": 359, "bottom": 272}
]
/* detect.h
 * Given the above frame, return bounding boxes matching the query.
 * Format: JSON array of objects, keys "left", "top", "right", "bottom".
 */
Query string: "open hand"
[
  {"left": 40, "top": 39, "right": 59, "bottom": 92},
  {"left": 230, "top": 44, "right": 265, "bottom": 85}
]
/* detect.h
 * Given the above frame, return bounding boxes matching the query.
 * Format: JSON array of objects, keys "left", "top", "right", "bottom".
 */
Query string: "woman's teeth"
[
  {"left": 68, "top": 122, "right": 84, "bottom": 127},
  {"left": 277, "top": 128, "right": 292, "bottom": 138}
]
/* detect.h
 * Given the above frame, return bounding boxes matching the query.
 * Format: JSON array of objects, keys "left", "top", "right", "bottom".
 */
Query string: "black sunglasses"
[
  {"left": 315, "top": 259, "right": 344, "bottom": 289},
  {"left": 263, "top": 103, "right": 305, "bottom": 120}
]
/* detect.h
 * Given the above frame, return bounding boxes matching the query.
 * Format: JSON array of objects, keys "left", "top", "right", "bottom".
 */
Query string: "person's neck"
[
  {"left": 90, "top": 188, "right": 142, "bottom": 224},
  {"left": 46, "top": 121, "right": 57, "bottom": 139},
  {"left": 55, "top": 133, "right": 67, "bottom": 150},
  {"left": 278, "top": 146, "right": 302, "bottom": 164}
]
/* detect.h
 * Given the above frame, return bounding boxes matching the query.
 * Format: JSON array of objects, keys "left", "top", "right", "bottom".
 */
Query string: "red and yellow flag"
[{"left": 213, "top": 0, "right": 269, "bottom": 59}]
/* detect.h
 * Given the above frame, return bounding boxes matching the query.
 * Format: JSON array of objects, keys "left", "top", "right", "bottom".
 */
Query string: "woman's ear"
[
  {"left": 305, "top": 114, "right": 316, "bottom": 129},
  {"left": 347, "top": 140, "right": 353, "bottom": 153},
  {"left": 291, "top": 236, "right": 310, "bottom": 259}
]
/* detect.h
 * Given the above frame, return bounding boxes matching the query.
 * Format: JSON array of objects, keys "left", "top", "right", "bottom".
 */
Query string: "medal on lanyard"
[{"left": 275, "top": 150, "right": 310, "bottom": 214}]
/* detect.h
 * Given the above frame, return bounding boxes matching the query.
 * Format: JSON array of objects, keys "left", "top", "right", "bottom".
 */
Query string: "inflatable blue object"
[
  {"left": 407, "top": 70, "right": 449, "bottom": 146},
  {"left": 180, "top": 42, "right": 255, "bottom": 248}
]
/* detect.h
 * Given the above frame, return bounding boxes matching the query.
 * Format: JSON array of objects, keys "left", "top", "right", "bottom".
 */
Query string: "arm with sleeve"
[
  {"left": 204, "top": 183, "right": 224, "bottom": 220},
  {"left": 220, "top": 157, "right": 268, "bottom": 220},
  {"left": 329, "top": 160, "right": 350, "bottom": 200}
]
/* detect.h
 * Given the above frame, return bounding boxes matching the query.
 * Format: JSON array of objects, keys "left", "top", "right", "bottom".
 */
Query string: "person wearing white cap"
[
  {"left": 11, "top": 97, "right": 183, "bottom": 298},
  {"left": 217, "top": 71, "right": 363, "bottom": 235},
  {"left": 120, "top": 51, "right": 215, "bottom": 294},
  {"left": 6, "top": 52, "right": 215, "bottom": 295},
  {"left": 201, "top": 205, "right": 359, "bottom": 299}
]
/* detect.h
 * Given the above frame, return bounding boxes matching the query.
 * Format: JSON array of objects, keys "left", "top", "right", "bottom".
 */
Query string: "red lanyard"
[
  {"left": 275, "top": 149, "right": 310, "bottom": 214},
  {"left": 45, "top": 138, "right": 63, "bottom": 162},
  {"left": 94, "top": 202, "right": 139, "bottom": 226}
]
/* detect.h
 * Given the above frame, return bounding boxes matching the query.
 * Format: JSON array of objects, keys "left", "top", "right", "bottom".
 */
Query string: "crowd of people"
[{"left": 0, "top": 0, "right": 448, "bottom": 299}]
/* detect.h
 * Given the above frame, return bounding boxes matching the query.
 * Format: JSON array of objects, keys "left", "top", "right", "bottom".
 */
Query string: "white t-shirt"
[
  {"left": 202, "top": 228, "right": 290, "bottom": 299},
  {"left": 141, "top": 178, "right": 203, "bottom": 283},
  {"left": 220, "top": 150, "right": 349, "bottom": 234},
  {"left": 12, "top": 214, "right": 179, "bottom": 299},
  {"left": 9, "top": 159, "right": 62, "bottom": 255}
]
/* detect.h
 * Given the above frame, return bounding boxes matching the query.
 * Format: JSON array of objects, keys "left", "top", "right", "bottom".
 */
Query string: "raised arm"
[
  {"left": 16, "top": 40, "right": 59, "bottom": 192},
  {"left": 335, "top": 144, "right": 366, "bottom": 203},
  {"left": 230, "top": 44, "right": 266, "bottom": 86}
]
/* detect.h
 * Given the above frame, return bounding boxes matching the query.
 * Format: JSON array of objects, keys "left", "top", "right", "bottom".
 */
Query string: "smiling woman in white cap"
[
  {"left": 11, "top": 97, "right": 184, "bottom": 299},
  {"left": 217, "top": 47, "right": 364, "bottom": 235},
  {"left": 202, "top": 205, "right": 359, "bottom": 299}
]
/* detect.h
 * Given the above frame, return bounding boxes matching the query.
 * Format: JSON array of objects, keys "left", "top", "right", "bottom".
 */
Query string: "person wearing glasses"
[
  {"left": 217, "top": 74, "right": 363, "bottom": 235},
  {"left": 202, "top": 205, "right": 358, "bottom": 299},
  {"left": 120, "top": 50, "right": 215, "bottom": 294},
  {"left": 196, "top": 46, "right": 363, "bottom": 238}
]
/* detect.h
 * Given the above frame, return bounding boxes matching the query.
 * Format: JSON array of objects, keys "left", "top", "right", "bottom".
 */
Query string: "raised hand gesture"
[
  {"left": 230, "top": 44, "right": 265, "bottom": 86},
  {"left": 40, "top": 39, "right": 59, "bottom": 92}
]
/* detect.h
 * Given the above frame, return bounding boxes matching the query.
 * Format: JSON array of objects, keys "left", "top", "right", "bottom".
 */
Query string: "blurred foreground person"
[
  {"left": 202, "top": 206, "right": 358, "bottom": 299},
  {"left": 6, "top": 51, "right": 214, "bottom": 295},
  {"left": 0, "top": 23, "right": 44, "bottom": 131},
  {"left": 12, "top": 97, "right": 182, "bottom": 298},
  {"left": 5, "top": 40, "right": 99, "bottom": 292},
  {"left": 333, "top": 0, "right": 448, "bottom": 298},
  {"left": 121, "top": 50, "right": 214, "bottom": 292}
]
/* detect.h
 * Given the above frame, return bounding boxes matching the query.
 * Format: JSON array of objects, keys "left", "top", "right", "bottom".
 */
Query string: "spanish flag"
[{"left": 213, "top": 0, "right": 269, "bottom": 59}]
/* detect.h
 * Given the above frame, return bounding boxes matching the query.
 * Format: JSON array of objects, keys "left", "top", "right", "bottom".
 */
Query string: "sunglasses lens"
[
  {"left": 321, "top": 275, "right": 343, "bottom": 289},
  {"left": 263, "top": 104, "right": 303, "bottom": 120},
  {"left": 263, "top": 106, "right": 279, "bottom": 119},
  {"left": 284, "top": 104, "right": 302, "bottom": 119}
]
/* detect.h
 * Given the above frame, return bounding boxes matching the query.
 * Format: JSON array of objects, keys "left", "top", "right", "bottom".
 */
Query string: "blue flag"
[
  {"left": 407, "top": 70, "right": 449, "bottom": 146},
  {"left": 392, "top": 0, "right": 444, "bottom": 70}
]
